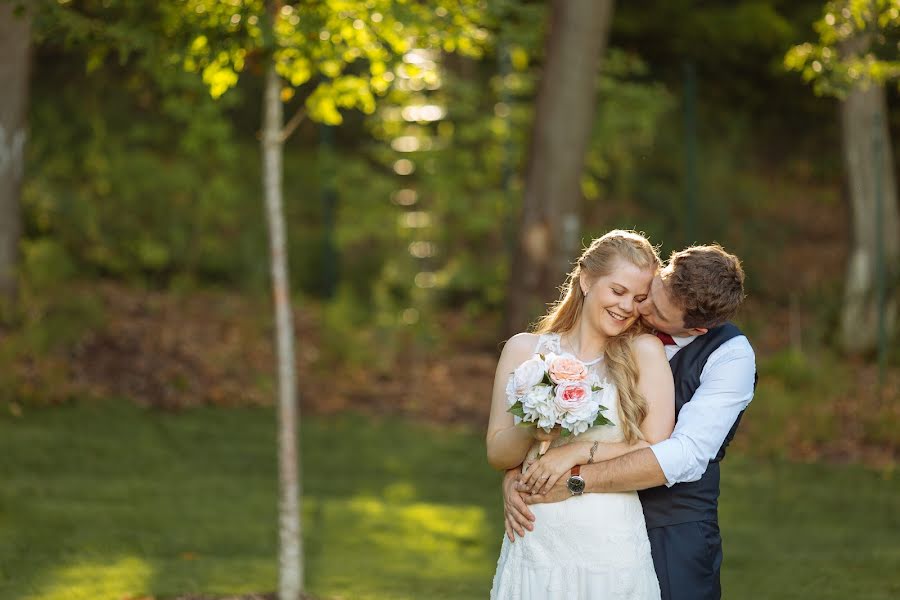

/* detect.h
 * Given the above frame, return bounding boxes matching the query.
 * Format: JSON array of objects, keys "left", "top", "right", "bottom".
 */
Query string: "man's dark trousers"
[{"left": 647, "top": 520, "right": 722, "bottom": 600}]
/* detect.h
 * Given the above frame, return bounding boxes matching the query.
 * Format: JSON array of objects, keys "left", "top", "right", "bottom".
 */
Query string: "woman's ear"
[{"left": 579, "top": 273, "right": 590, "bottom": 296}]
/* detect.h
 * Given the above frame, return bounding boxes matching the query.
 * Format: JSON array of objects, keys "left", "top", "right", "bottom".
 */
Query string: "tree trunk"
[
  {"left": 504, "top": 0, "right": 615, "bottom": 336},
  {"left": 0, "top": 3, "right": 31, "bottom": 310},
  {"left": 261, "top": 7, "right": 303, "bottom": 597},
  {"left": 838, "top": 40, "right": 900, "bottom": 354}
]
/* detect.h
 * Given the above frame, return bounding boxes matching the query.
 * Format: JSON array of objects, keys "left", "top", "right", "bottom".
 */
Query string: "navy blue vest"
[{"left": 639, "top": 323, "right": 754, "bottom": 529}]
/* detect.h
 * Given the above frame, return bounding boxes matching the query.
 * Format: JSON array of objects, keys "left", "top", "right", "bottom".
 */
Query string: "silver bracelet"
[{"left": 587, "top": 441, "right": 599, "bottom": 464}]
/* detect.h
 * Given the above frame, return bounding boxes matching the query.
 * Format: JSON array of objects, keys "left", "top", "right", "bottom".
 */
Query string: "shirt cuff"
[{"left": 649, "top": 439, "right": 682, "bottom": 488}]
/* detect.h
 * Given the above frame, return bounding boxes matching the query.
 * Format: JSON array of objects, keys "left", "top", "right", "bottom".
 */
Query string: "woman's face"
[{"left": 581, "top": 258, "right": 654, "bottom": 338}]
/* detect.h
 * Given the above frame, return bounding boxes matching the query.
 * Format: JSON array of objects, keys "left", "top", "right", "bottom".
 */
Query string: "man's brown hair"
[{"left": 662, "top": 244, "right": 746, "bottom": 329}]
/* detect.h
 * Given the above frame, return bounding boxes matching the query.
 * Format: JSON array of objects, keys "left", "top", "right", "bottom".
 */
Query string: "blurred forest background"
[{"left": 0, "top": 1, "right": 898, "bottom": 599}]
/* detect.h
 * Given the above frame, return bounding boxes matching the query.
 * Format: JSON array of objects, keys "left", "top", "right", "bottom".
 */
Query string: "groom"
[{"left": 502, "top": 244, "right": 757, "bottom": 600}]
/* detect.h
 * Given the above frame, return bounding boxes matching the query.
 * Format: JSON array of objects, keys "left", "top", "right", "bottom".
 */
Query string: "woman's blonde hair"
[{"left": 534, "top": 230, "right": 660, "bottom": 443}]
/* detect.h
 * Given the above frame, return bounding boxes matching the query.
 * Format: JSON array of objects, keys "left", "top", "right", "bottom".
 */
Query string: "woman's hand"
[
  {"left": 519, "top": 443, "right": 581, "bottom": 496},
  {"left": 532, "top": 425, "right": 561, "bottom": 442},
  {"left": 502, "top": 468, "right": 534, "bottom": 541},
  {"left": 532, "top": 425, "right": 562, "bottom": 456}
]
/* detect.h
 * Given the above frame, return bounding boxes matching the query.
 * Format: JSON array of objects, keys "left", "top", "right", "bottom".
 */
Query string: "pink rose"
[
  {"left": 547, "top": 354, "right": 588, "bottom": 384},
  {"left": 554, "top": 380, "right": 593, "bottom": 413}
]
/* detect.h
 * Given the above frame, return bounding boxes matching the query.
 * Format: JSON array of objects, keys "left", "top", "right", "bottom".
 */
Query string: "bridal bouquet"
[{"left": 506, "top": 353, "right": 613, "bottom": 455}]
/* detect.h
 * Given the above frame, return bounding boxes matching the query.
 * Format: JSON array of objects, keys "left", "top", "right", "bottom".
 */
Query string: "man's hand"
[
  {"left": 518, "top": 474, "right": 569, "bottom": 505},
  {"left": 502, "top": 468, "right": 535, "bottom": 541},
  {"left": 518, "top": 443, "right": 580, "bottom": 495}
]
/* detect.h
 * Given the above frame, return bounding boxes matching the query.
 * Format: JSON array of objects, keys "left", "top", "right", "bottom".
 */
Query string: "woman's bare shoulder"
[
  {"left": 633, "top": 333, "right": 666, "bottom": 359},
  {"left": 498, "top": 332, "right": 541, "bottom": 363},
  {"left": 503, "top": 332, "right": 540, "bottom": 353}
]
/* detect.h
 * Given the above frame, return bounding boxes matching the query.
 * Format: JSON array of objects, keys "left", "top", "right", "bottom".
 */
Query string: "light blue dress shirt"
[{"left": 649, "top": 334, "right": 757, "bottom": 487}]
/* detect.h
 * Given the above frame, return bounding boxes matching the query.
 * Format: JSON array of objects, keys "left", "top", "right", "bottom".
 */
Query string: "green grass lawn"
[{"left": 0, "top": 402, "right": 897, "bottom": 600}]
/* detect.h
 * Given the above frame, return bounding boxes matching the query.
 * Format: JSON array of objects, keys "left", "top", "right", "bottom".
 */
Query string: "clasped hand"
[
  {"left": 520, "top": 443, "right": 580, "bottom": 496},
  {"left": 502, "top": 444, "right": 579, "bottom": 542}
]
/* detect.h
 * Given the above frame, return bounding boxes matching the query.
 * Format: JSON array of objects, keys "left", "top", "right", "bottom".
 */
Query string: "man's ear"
[{"left": 688, "top": 327, "right": 709, "bottom": 336}]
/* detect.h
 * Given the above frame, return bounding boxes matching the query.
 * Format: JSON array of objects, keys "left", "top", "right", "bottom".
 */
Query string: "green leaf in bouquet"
[
  {"left": 507, "top": 402, "right": 526, "bottom": 419},
  {"left": 560, "top": 428, "right": 571, "bottom": 437},
  {"left": 542, "top": 373, "right": 554, "bottom": 386},
  {"left": 592, "top": 413, "right": 614, "bottom": 427},
  {"left": 517, "top": 421, "right": 535, "bottom": 428},
  {"left": 591, "top": 385, "right": 603, "bottom": 392}
]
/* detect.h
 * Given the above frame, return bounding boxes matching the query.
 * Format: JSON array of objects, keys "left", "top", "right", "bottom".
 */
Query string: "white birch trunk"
[
  {"left": 261, "top": 33, "right": 303, "bottom": 600},
  {"left": 0, "top": 3, "right": 31, "bottom": 308}
]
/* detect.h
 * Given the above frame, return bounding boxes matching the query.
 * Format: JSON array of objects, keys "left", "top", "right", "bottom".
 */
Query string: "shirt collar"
[{"left": 671, "top": 334, "right": 698, "bottom": 348}]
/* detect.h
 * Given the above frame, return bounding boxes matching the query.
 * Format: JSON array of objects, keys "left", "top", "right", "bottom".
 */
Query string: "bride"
[{"left": 487, "top": 230, "right": 674, "bottom": 599}]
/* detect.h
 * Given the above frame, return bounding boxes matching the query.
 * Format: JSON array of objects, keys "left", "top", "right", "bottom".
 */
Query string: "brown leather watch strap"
[{"left": 571, "top": 465, "right": 581, "bottom": 476}]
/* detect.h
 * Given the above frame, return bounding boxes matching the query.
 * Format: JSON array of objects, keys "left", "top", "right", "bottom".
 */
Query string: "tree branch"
[{"left": 279, "top": 106, "right": 307, "bottom": 142}]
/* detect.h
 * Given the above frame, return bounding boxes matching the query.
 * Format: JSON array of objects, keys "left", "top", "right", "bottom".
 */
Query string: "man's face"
[{"left": 637, "top": 273, "right": 705, "bottom": 337}]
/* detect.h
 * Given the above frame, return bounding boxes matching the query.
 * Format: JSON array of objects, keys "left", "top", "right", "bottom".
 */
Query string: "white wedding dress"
[{"left": 490, "top": 333, "right": 661, "bottom": 600}]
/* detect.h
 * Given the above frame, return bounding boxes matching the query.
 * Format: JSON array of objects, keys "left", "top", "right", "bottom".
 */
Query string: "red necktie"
[{"left": 655, "top": 331, "right": 676, "bottom": 346}]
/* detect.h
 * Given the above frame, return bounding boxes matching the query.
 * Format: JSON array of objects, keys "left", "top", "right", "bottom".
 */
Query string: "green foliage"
[
  {"left": 357, "top": 35, "right": 672, "bottom": 329},
  {"left": 584, "top": 50, "right": 676, "bottom": 205},
  {"left": 613, "top": 1, "right": 840, "bottom": 153},
  {"left": 24, "top": 6, "right": 271, "bottom": 287},
  {"left": 22, "top": 0, "right": 862, "bottom": 371},
  {"left": 785, "top": 0, "right": 900, "bottom": 96},
  {"left": 615, "top": 0, "right": 797, "bottom": 64},
  {"left": 174, "top": 0, "right": 491, "bottom": 123},
  {"left": 0, "top": 281, "right": 104, "bottom": 407},
  {"left": 20, "top": 239, "right": 77, "bottom": 291},
  {"left": 23, "top": 77, "right": 265, "bottom": 286},
  {"left": 506, "top": 401, "right": 525, "bottom": 419},
  {"left": 762, "top": 348, "right": 825, "bottom": 389},
  {"left": 317, "top": 282, "right": 414, "bottom": 373},
  {"left": 0, "top": 403, "right": 897, "bottom": 599}
]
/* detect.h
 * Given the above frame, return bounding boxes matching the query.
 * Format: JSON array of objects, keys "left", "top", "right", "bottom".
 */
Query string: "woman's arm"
[
  {"left": 486, "top": 333, "right": 542, "bottom": 470},
  {"left": 632, "top": 333, "right": 675, "bottom": 443},
  {"left": 520, "top": 439, "right": 651, "bottom": 493}
]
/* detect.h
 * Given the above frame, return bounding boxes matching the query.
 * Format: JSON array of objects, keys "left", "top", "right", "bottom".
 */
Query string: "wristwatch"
[{"left": 566, "top": 465, "right": 586, "bottom": 496}]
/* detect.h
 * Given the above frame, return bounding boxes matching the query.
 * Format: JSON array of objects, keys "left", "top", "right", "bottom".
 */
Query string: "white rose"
[
  {"left": 537, "top": 414, "right": 557, "bottom": 431},
  {"left": 505, "top": 375, "right": 518, "bottom": 406},
  {"left": 564, "top": 418, "right": 589, "bottom": 437},
  {"left": 519, "top": 384, "right": 557, "bottom": 427},
  {"left": 512, "top": 356, "right": 547, "bottom": 395}
]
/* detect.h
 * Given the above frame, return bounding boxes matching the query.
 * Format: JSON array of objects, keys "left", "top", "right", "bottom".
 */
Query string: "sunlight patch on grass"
[
  {"left": 381, "top": 481, "right": 417, "bottom": 503},
  {"left": 23, "top": 556, "right": 152, "bottom": 600},
  {"left": 340, "top": 494, "right": 487, "bottom": 553},
  {"left": 305, "top": 495, "right": 493, "bottom": 599}
]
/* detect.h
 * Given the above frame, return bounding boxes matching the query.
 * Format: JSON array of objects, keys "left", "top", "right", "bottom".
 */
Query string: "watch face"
[{"left": 567, "top": 475, "right": 586, "bottom": 495}]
